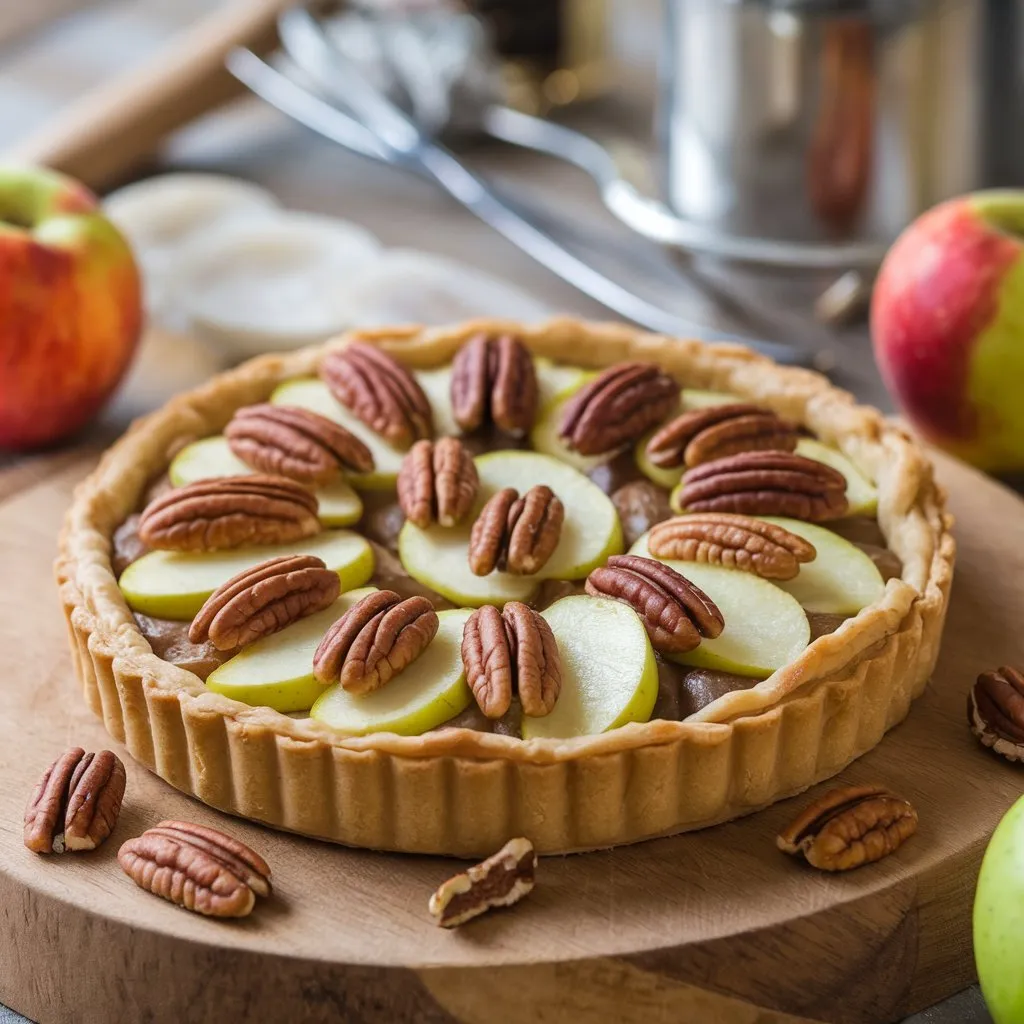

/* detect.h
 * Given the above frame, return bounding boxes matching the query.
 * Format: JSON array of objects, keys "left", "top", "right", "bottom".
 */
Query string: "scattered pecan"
[
  {"left": 139, "top": 476, "right": 321, "bottom": 551},
  {"left": 462, "top": 602, "right": 562, "bottom": 719},
  {"left": 320, "top": 342, "right": 432, "bottom": 447},
  {"left": 450, "top": 332, "right": 539, "bottom": 436},
  {"left": 585, "top": 554, "right": 724, "bottom": 654},
  {"left": 313, "top": 590, "right": 439, "bottom": 695},
  {"left": 118, "top": 819, "right": 271, "bottom": 918},
  {"left": 777, "top": 785, "right": 918, "bottom": 871},
  {"left": 646, "top": 403, "right": 799, "bottom": 469},
  {"left": 428, "top": 836, "right": 537, "bottom": 927},
  {"left": 468, "top": 486, "right": 564, "bottom": 576},
  {"left": 647, "top": 513, "right": 817, "bottom": 581},
  {"left": 188, "top": 554, "right": 340, "bottom": 650},
  {"left": 225, "top": 403, "right": 374, "bottom": 485},
  {"left": 396, "top": 437, "right": 479, "bottom": 529},
  {"left": 968, "top": 666, "right": 1024, "bottom": 762},
  {"left": 678, "top": 451, "right": 849, "bottom": 521},
  {"left": 24, "top": 747, "right": 126, "bottom": 854},
  {"left": 558, "top": 362, "right": 679, "bottom": 455}
]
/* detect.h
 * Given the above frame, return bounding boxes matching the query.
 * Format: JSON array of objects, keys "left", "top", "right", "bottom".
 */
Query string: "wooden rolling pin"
[{"left": 6, "top": 0, "right": 295, "bottom": 191}]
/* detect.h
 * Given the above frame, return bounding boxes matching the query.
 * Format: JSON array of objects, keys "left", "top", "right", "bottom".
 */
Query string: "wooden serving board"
[{"left": 0, "top": 444, "right": 1021, "bottom": 1024}]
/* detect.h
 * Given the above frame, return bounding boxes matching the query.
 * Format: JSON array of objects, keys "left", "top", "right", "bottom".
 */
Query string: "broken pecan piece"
[
  {"left": 647, "top": 513, "right": 817, "bottom": 581},
  {"left": 225, "top": 403, "right": 374, "bottom": 485},
  {"left": 450, "top": 332, "right": 539, "bottom": 436},
  {"left": 139, "top": 475, "right": 321, "bottom": 551},
  {"left": 558, "top": 362, "right": 679, "bottom": 455},
  {"left": 585, "top": 554, "right": 724, "bottom": 654},
  {"left": 462, "top": 602, "right": 562, "bottom": 718},
  {"left": 428, "top": 837, "right": 537, "bottom": 927},
  {"left": 188, "top": 554, "right": 340, "bottom": 650},
  {"left": 777, "top": 785, "right": 918, "bottom": 871},
  {"left": 320, "top": 342, "right": 432, "bottom": 447},
  {"left": 678, "top": 451, "right": 849, "bottom": 521},
  {"left": 397, "top": 437, "right": 479, "bottom": 529},
  {"left": 968, "top": 666, "right": 1024, "bottom": 762},
  {"left": 118, "top": 819, "right": 271, "bottom": 918},
  {"left": 646, "top": 403, "right": 799, "bottom": 469},
  {"left": 312, "top": 590, "right": 439, "bottom": 695},
  {"left": 24, "top": 747, "right": 126, "bottom": 854},
  {"left": 468, "top": 485, "right": 564, "bottom": 576}
]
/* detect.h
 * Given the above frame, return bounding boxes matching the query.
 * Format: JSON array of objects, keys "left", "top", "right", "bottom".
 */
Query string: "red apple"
[
  {"left": 872, "top": 191, "right": 1024, "bottom": 472},
  {"left": 0, "top": 164, "right": 142, "bottom": 450}
]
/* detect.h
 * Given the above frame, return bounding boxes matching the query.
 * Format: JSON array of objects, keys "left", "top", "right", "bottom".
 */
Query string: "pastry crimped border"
[{"left": 56, "top": 318, "right": 955, "bottom": 856}]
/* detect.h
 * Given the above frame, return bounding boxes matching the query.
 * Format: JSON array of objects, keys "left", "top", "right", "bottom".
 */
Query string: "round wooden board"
[{"left": 0, "top": 448, "right": 1019, "bottom": 1024}]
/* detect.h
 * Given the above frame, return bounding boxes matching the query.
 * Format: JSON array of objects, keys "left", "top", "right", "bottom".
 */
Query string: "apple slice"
[
  {"left": 795, "top": 439, "right": 878, "bottom": 516},
  {"left": 119, "top": 530, "right": 374, "bottom": 620},
  {"left": 206, "top": 587, "right": 375, "bottom": 713},
  {"left": 534, "top": 357, "right": 593, "bottom": 407},
  {"left": 522, "top": 595, "right": 657, "bottom": 739},
  {"left": 169, "top": 436, "right": 363, "bottom": 527},
  {"left": 530, "top": 392, "right": 624, "bottom": 472},
  {"left": 414, "top": 364, "right": 460, "bottom": 437},
  {"left": 310, "top": 608, "right": 474, "bottom": 735}
]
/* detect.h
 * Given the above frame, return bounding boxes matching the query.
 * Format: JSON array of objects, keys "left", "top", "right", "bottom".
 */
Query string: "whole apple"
[
  {"left": 0, "top": 164, "right": 142, "bottom": 450},
  {"left": 872, "top": 191, "right": 1024, "bottom": 472}
]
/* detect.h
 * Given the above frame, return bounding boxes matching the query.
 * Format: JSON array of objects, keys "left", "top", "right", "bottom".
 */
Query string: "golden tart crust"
[{"left": 56, "top": 318, "right": 954, "bottom": 856}]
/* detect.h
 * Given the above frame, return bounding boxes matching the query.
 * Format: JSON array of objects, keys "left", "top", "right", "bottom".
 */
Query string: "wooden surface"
[{"left": 0, "top": 443, "right": 1018, "bottom": 1024}]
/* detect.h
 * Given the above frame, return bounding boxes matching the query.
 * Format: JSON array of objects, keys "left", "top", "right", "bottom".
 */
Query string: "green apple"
[
  {"left": 310, "top": 607, "right": 473, "bottom": 735},
  {"left": 522, "top": 595, "right": 658, "bottom": 739},
  {"left": 795, "top": 438, "right": 878, "bottom": 516},
  {"left": 413, "top": 364, "right": 460, "bottom": 437},
  {"left": 169, "top": 435, "right": 363, "bottom": 527},
  {"left": 206, "top": 587, "right": 375, "bottom": 712},
  {"left": 119, "top": 529, "right": 374, "bottom": 620},
  {"left": 530, "top": 392, "right": 624, "bottom": 472},
  {"left": 534, "top": 357, "right": 593, "bottom": 407}
]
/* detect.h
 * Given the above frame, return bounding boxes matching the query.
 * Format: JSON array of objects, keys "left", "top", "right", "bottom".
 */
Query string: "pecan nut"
[
  {"left": 968, "top": 666, "right": 1024, "bottom": 762},
  {"left": 313, "top": 590, "right": 439, "bottom": 695},
  {"left": 118, "top": 819, "right": 271, "bottom": 918},
  {"left": 320, "top": 342, "right": 432, "bottom": 447},
  {"left": 397, "top": 437, "right": 479, "bottom": 529},
  {"left": 139, "top": 475, "right": 321, "bottom": 551},
  {"left": 647, "top": 513, "right": 817, "bottom": 581},
  {"left": 24, "top": 747, "right": 126, "bottom": 854},
  {"left": 450, "top": 333, "right": 539, "bottom": 436},
  {"left": 558, "top": 362, "right": 679, "bottom": 455},
  {"left": 462, "top": 602, "right": 562, "bottom": 719},
  {"left": 677, "top": 451, "right": 849, "bottom": 521},
  {"left": 585, "top": 554, "right": 724, "bottom": 654},
  {"left": 468, "top": 485, "right": 564, "bottom": 576},
  {"left": 777, "top": 785, "right": 918, "bottom": 871},
  {"left": 225, "top": 404, "right": 374, "bottom": 485},
  {"left": 428, "top": 836, "right": 537, "bottom": 927},
  {"left": 646, "top": 403, "right": 799, "bottom": 469},
  {"left": 188, "top": 554, "right": 340, "bottom": 650}
]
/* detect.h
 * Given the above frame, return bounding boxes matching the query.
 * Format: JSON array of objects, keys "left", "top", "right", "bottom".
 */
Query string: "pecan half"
[
  {"left": 450, "top": 332, "right": 539, "bottom": 436},
  {"left": 777, "top": 785, "right": 918, "bottom": 871},
  {"left": 678, "top": 451, "right": 849, "bottom": 521},
  {"left": 462, "top": 602, "right": 562, "bottom": 718},
  {"left": 24, "top": 747, "right": 126, "bottom": 854},
  {"left": 585, "top": 554, "right": 724, "bottom": 654},
  {"left": 118, "top": 819, "right": 271, "bottom": 918},
  {"left": 320, "top": 342, "right": 432, "bottom": 447},
  {"left": 188, "top": 554, "right": 340, "bottom": 650},
  {"left": 225, "top": 403, "right": 374, "bottom": 485},
  {"left": 558, "top": 362, "right": 679, "bottom": 456},
  {"left": 428, "top": 837, "right": 537, "bottom": 927},
  {"left": 968, "top": 666, "right": 1024, "bottom": 762},
  {"left": 468, "top": 486, "right": 564, "bottom": 576},
  {"left": 397, "top": 438, "right": 479, "bottom": 529},
  {"left": 647, "top": 513, "right": 817, "bottom": 581},
  {"left": 313, "top": 590, "right": 439, "bottom": 695},
  {"left": 139, "top": 476, "right": 321, "bottom": 551},
  {"left": 646, "top": 403, "right": 799, "bottom": 469}
]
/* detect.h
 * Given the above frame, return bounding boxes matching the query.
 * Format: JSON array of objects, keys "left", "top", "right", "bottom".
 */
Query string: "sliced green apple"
[
  {"left": 119, "top": 530, "right": 374, "bottom": 620},
  {"left": 310, "top": 608, "right": 473, "bottom": 735},
  {"left": 169, "top": 435, "right": 363, "bottom": 527},
  {"left": 522, "top": 595, "right": 658, "bottom": 739},
  {"left": 534, "top": 357, "right": 593, "bottom": 407},
  {"left": 530, "top": 392, "right": 624, "bottom": 472},
  {"left": 795, "top": 438, "right": 878, "bottom": 516},
  {"left": 634, "top": 430, "right": 685, "bottom": 490},
  {"left": 413, "top": 364, "right": 460, "bottom": 438}
]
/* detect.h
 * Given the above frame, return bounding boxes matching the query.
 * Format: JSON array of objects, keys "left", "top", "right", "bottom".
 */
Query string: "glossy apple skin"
[
  {"left": 871, "top": 191, "right": 1024, "bottom": 472},
  {"left": 0, "top": 165, "right": 142, "bottom": 450}
]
